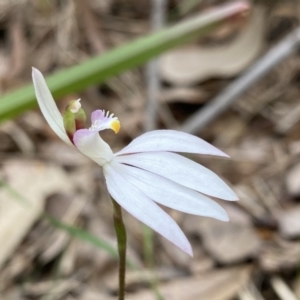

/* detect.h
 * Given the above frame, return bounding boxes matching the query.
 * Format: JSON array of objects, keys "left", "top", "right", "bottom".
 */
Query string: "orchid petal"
[
  {"left": 32, "top": 68, "right": 72, "bottom": 146},
  {"left": 103, "top": 162, "right": 192, "bottom": 256},
  {"left": 91, "top": 110, "right": 105, "bottom": 123},
  {"left": 73, "top": 129, "right": 113, "bottom": 166},
  {"left": 114, "top": 162, "right": 229, "bottom": 221},
  {"left": 90, "top": 110, "right": 120, "bottom": 133},
  {"left": 114, "top": 152, "right": 238, "bottom": 200},
  {"left": 115, "top": 130, "right": 228, "bottom": 157}
]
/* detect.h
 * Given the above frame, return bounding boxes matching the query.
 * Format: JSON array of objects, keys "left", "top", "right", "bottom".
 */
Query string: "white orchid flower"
[{"left": 32, "top": 68, "right": 237, "bottom": 256}]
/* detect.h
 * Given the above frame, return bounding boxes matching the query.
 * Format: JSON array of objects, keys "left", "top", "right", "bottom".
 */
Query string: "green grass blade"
[
  {"left": 0, "top": 1, "right": 247, "bottom": 121},
  {"left": 43, "top": 214, "right": 120, "bottom": 259},
  {"left": 44, "top": 214, "right": 136, "bottom": 268},
  {"left": 0, "top": 180, "right": 135, "bottom": 267},
  {"left": 44, "top": 214, "right": 118, "bottom": 257}
]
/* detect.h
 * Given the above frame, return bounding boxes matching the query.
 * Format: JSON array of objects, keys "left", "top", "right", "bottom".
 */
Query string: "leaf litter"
[{"left": 1, "top": 0, "right": 300, "bottom": 299}]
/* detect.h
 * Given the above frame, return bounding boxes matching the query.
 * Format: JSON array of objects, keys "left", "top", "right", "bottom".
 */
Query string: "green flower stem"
[{"left": 112, "top": 199, "right": 127, "bottom": 300}]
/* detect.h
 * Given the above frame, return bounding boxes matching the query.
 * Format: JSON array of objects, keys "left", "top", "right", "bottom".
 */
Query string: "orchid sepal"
[{"left": 32, "top": 67, "right": 72, "bottom": 146}]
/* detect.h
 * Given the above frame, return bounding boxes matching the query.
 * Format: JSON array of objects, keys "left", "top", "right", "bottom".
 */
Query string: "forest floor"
[{"left": 1, "top": 0, "right": 300, "bottom": 299}]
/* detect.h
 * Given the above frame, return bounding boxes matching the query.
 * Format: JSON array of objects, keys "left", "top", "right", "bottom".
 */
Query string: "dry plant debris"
[
  {"left": 160, "top": 7, "right": 265, "bottom": 86},
  {"left": 1, "top": 0, "right": 300, "bottom": 299}
]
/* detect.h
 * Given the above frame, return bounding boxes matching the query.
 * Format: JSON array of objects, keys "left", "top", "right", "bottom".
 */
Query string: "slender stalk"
[{"left": 112, "top": 199, "right": 127, "bottom": 300}]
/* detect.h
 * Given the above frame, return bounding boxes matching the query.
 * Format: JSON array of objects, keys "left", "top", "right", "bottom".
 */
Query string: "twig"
[
  {"left": 181, "top": 27, "right": 300, "bottom": 134},
  {"left": 145, "top": 0, "right": 167, "bottom": 131},
  {"left": 74, "top": 0, "right": 105, "bottom": 53},
  {"left": 238, "top": 280, "right": 266, "bottom": 300},
  {"left": 8, "top": 6, "right": 26, "bottom": 78},
  {"left": 271, "top": 276, "right": 299, "bottom": 300},
  {"left": 0, "top": 121, "right": 35, "bottom": 154}
]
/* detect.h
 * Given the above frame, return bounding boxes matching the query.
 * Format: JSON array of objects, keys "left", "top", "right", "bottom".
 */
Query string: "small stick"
[
  {"left": 145, "top": 0, "right": 167, "bottom": 132},
  {"left": 181, "top": 27, "right": 300, "bottom": 134},
  {"left": 238, "top": 280, "right": 266, "bottom": 300},
  {"left": 271, "top": 276, "right": 299, "bottom": 300}
]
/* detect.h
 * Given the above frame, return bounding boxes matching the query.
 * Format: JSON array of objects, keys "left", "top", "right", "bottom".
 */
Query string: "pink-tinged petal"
[
  {"left": 115, "top": 130, "right": 228, "bottom": 157},
  {"left": 91, "top": 109, "right": 105, "bottom": 123},
  {"left": 32, "top": 68, "right": 72, "bottom": 146},
  {"left": 113, "top": 162, "right": 228, "bottom": 221},
  {"left": 103, "top": 162, "right": 193, "bottom": 256},
  {"left": 90, "top": 110, "right": 120, "bottom": 133},
  {"left": 73, "top": 129, "right": 113, "bottom": 166},
  {"left": 114, "top": 152, "right": 238, "bottom": 201}
]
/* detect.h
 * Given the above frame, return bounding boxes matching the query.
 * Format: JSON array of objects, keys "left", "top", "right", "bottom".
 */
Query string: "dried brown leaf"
[
  {"left": 160, "top": 7, "right": 265, "bottom": 85},
  {"left": 0, "top": 160, "right": 74, "bottom": 268},
  {"left": 127, "top": 266, "right": 252, "bottom": 300}
]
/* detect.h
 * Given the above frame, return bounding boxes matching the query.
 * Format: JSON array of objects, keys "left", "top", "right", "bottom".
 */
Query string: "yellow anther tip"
[{"left": 111, "top": 120, "right": 120, "bottom": 134}]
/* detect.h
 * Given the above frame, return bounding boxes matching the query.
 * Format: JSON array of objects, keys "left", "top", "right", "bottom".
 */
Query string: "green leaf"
[
  {"left": 44, "top": 214, "right": 118, "bottom": 256},
  {"left": 0, "top": 2, "right": 247, "bottom": 121},
  {"left": 43, "top": 214, "right": 122, "bottom": 261},
  {"left": 44, "top": 214, "right": 136, "bottom": 268},
  {"left": 0, "top": 180, "right": 136, "bottom": 268}
]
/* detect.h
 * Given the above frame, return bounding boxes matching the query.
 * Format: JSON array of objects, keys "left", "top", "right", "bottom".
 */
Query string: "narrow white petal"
[
  {"left": 113, "top": 162, "right": 228, "bottom": 221},
  {"left": 114, "top": 152, "right": 238, "bottom": 200},
  {"left": 103, "top": 162, "right": 193, "bottom": 256},
  {"left": 73, "top": 129, "right": 113, "bottom": 166},
  {"left": 115, "top": 130, "right": 228, "bottom": 157},
  {"left": 32, "top": 68, "right": 72, "bottom": 146}
]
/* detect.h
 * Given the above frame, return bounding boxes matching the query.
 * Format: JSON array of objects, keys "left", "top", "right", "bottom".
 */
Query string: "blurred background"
[{"left": 1, "top": 0, "right": 300, "bottom": 299}]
